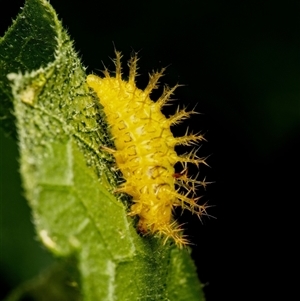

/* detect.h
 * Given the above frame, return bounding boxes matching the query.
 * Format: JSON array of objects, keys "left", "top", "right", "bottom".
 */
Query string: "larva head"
[{"left": 87, "top": 50, "right": 210, "bottom": 248}]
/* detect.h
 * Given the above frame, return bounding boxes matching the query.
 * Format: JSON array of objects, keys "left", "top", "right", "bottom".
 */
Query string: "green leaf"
[
  {"left": 0, "top": 0, "right": 205, "bottom": 300},
  {"left": 0, "top": 0, "right": 57, "bottom": 137}
]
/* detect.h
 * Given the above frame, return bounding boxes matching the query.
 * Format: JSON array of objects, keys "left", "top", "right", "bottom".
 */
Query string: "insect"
[{"left": 86, "top": 50, "right": 209, "bottom": 248}]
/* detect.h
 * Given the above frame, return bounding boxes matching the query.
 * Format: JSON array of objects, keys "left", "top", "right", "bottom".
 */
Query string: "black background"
[{"left": 1, "top": 1, "right": 299, "bottom": 300}]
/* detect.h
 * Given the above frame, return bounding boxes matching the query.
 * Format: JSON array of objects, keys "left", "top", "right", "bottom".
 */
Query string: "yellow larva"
[{"left": 87, "top": 51, "right": 209, "bottom": 248}]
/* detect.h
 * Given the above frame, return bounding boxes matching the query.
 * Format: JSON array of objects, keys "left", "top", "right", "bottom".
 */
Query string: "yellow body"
[{"left": 87, "top": 51, "right": 207, "bottom": 247}]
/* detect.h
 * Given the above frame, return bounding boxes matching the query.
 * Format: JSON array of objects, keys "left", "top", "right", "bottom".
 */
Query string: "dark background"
[{"left": 1, "top": 1, "right": 299, "bottom": 300}]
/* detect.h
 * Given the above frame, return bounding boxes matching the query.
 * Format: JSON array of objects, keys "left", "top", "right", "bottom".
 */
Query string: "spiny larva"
[{"left": 86, "top": 51, "right": 210, "bottom": 248}]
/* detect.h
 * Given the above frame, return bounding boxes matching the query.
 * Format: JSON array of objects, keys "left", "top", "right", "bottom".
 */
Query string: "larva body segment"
[{"left": 87, "top": 51, "right": 208, "bottom": 248}]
